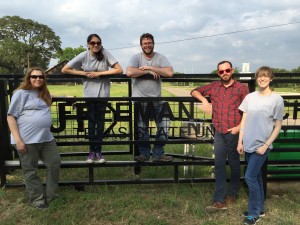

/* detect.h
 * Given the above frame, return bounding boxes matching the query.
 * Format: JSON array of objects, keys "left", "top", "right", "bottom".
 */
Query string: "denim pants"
[
  {"left": 245, "top": 149, "right": 270, "bottom": 217},
  {"left": 213, "top": 131, "right": 240, "bottom": 203},
  {"left": 135, "top": 101, "right": 170, "bottom": 159},
  {"left": 17, "top": 139, "right": 61, "bottom": 207},
  {"left": 87, "top": 101, "right": 107, "bottom": 153}
]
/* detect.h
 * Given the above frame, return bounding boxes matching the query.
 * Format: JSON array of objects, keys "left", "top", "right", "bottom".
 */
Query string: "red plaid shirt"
[{"left": 192, "top": 80, "right": 249, "bottom": 134}]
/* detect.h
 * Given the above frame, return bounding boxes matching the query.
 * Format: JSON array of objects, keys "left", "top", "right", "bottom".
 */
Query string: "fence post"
[{"left": 0, "top": 79, "right": 12, "bottom": 186}]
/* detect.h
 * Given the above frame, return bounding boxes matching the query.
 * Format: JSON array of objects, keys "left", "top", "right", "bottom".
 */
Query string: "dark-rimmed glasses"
[
  {"left": 218, "top": 68, "right": 232, "bottom": 75},
  {"left": 89, "top": 41, "right": 101, "bottom": 46},
  {"left": 30, "top": 75, "right": 44, "bottom": 79}
]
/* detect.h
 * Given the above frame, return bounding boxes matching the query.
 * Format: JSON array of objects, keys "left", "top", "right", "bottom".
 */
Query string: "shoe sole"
[{"left": 205, "top": 206, "right": 227, "bottom": 213}]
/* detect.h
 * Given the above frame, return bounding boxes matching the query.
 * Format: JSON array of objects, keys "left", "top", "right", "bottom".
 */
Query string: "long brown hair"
[{"left": 16, "top": 67, "right": 52, "bottom": 106}]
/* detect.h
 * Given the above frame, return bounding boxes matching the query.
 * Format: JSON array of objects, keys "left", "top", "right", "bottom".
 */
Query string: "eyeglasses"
[
  {"left": 142, "top": 42, "right": 154, "bottom": 46},
  {"left": 218, "top": 68, "right": 232, "bottom": 75},
  {"left": 30, "top": 75, "right": 44, "bottom": 79},
  {"left": 89, "top": 41, "right": 101, "bottom": 46}
]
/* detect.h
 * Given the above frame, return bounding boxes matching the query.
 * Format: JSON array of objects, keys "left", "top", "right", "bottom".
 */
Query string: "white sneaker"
[
  {"left": 96, "top": 153, "right": 106, "bottom": 163},
  {"left": 86, "top": 152, "right": 95, "bottom": 163}
]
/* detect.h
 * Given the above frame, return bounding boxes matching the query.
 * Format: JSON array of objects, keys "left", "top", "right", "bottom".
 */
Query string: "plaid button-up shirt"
[{"left": 192, "top": 80, "right": 249, "bottom": 134}]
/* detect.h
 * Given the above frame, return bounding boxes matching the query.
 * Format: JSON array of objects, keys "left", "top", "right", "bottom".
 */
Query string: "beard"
[
  {"left": 142, "top": 47, "right": 154, "bottom": 56},
  {"left": 220, "top": 73, "right": 233, "bottom": 83}
]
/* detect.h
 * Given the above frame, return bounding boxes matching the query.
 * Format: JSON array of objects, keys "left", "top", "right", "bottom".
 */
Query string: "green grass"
[{"left": 1, "top": 182, "right": 299, "bottom": 225}]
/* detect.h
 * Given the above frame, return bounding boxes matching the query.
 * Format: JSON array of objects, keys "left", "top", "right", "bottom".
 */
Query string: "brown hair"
[
  {"left": 255, "top": 66, "right": 274, "bottom": 80},
  {"left": 16, "top": 67, "right": 52, "bottom": 106},
  {"left": 140, "top": 33, "right": 155, "bottom": 45},
  {"left": 217, "top": 60, "right": 233, "bottom": 70}
]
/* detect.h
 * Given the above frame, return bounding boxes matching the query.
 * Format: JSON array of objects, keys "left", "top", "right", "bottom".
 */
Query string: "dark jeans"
[
  {"left": 213, "top": 131, "right": 240, "bottom": 203},
  {"left": 87, "top": 101, "right": 107, "bottom": 153},
  {"left": 135, "top": 101, "right": 170, "bottom": 159}
]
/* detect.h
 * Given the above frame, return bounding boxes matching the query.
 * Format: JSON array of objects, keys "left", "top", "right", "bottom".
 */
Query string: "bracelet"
[{"left": 264, "top": 143, "right": 270, "bottom": 147}]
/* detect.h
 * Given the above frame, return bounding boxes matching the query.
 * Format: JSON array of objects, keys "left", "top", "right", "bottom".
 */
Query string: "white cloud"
[{"left": 0, "top": 0, "right": 300, "bottom": 73}]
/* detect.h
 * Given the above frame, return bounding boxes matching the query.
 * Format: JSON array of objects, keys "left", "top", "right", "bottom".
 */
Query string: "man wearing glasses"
[
  {"left": 191, "top": 61, "right": 249, "bottom": 212},
  {"left": 126, "top": 33, "right": 174, "bottom": 162}
]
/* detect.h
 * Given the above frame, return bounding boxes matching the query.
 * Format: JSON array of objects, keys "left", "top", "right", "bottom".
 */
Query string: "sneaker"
[
  {"left": 134, "top": 154, "right": 149, "bottom": 162},
  {"left": 244, "top": 215, "right": 260, "bottom": 225},
  {"left": 242, "top": 211, "right": 265, "bottom": 218},
  {"left": 205, "top": 202, "right": 227, "bottom": 213},
  {"left": 153, "top": 154, "right": 173, "bottom": 162},
  {"left": 86, "top": 152, "right": 95, "bottom": 163},
  {"left": 96, "top": 153, "right": 106, "bottom": 163},
  {"left": 34, "top": 202, "right": 48, "bottom": 210}
]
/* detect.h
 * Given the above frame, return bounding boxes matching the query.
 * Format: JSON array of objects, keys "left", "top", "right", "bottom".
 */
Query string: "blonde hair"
[{"left": 16, "top": 67, "right": 52, "bottom": 106}]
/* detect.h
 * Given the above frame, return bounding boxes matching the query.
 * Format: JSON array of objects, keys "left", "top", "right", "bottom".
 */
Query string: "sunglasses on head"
[
  {"left": 218, "top": 68, "right": 232, "bottom": 75},
  {"left": 89, "top": 41, "right": 101, "bottom": 46},
  {"left": 30, "top": 75, "right": 44, "bottom": 79}
]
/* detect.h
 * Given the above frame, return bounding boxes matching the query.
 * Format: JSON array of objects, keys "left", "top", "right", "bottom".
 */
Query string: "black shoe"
[
  {"left": 34, "top": 202, "right": 48, "bottom": 210},
  {"left": 134, "top": 154, "right": 149, "bottom": 162},
  {"left": 244, "top": 216, "right": 260, "bottom": 225},
  {"left": 242, "top": 211, "right": 265, "bottom": 218}
]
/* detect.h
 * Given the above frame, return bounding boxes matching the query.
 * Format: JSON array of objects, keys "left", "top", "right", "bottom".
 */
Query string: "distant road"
[{"left": 164, "top": 87, "right": 192, "bottom": 96}]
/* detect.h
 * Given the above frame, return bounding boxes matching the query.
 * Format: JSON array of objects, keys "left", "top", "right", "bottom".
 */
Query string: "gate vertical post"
[{"left": 0, "top": 79, "right": 12, "bottom": 186}]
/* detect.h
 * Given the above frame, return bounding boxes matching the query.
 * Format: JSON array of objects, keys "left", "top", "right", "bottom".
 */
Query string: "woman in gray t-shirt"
[
  {"left": 62, "top": 34, "right": 123, "bottom": 163},
  {"left": 7, "top": 67, "right": 61, "bottom": 209},
  {"left": 237, "top": 66, "right": 284, "bottom": 224}
]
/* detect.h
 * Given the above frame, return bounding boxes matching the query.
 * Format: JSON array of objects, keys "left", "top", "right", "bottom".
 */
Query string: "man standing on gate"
[
  {"left": 191, "top": 61, "right": 249, "bottom": 212},
  {"left": 126, "top": 33, "right": 174, "bottom": 162}
]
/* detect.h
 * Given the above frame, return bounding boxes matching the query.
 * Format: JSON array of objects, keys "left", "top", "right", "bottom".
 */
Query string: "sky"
[{"left": 1, "top": 0, "right": 300, "bottom": 73}]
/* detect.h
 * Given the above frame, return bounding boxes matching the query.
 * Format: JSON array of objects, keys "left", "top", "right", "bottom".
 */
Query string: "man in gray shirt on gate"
[{"left": 126, "top": 33, "right": 174, "bottom": 162}]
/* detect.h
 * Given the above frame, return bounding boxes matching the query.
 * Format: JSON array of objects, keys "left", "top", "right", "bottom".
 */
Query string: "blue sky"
[{"left": 1, "top": 0, "right": 300, "bottom": 73}]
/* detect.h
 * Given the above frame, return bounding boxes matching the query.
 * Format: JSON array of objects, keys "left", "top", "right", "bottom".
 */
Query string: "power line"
[{"left": 108, "top": 21, "right": 300, "bottom": 50}]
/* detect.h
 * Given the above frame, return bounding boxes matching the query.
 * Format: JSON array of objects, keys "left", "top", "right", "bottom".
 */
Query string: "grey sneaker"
[
  {"left": 134, "top": 154, "right": 149, "bottom": 162},
  {"left": 96, "top": 153, "right": 105, "bottom": 163},
  {"left": 153, "top": 154, "right": 173, "bottom": 162},
  {"left": 86, "top": 152, "right": 95, "bottom": 163}
]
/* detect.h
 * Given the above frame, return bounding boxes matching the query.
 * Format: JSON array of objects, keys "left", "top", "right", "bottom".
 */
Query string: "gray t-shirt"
[
  {"left": 7, "top": 89, "right": 54, "bottom": 144},
  {"left": 128, "top": 52, "right": 172, "bottom": 97},
  {"left": 67, "top": 49, "right": 118, "bottom": 97},
  {"left": 238, "top": 91, "right": 284, "bottom": 152}
]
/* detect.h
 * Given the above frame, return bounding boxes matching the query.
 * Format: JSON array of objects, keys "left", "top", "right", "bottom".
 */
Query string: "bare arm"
[
  {"left": 237, "top": 112, "right": 247, "bottom": 155},
  {"left": 126, "top": 66, "right": 173, "bottom": 79},
  {"left": 256, "top": 120, "right": 282, "bottom": 155},
  {"left": 61, "top": 64, "right": 87, "bottom": 76},
  {"left": 190, "top": 89, "right": 212, "bottom": 114},
  {"left": 62, "top": 63, "right": 123, "bottom": 79},
  {"left": 7, "top": 115, "right": 26, "bottom": 153}
]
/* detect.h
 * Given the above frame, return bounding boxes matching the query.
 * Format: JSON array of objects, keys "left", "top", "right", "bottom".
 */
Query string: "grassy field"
[
  {"left": 1, "top": 182, "right": 299, "bottom": 225},
  {"left": 1, "top": 83, "right": 299, "bottom": 224}
]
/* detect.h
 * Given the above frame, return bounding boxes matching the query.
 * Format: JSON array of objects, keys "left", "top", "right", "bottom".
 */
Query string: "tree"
[
  {"left": 0, "top": 16, "right": 62, "bottom": 74},
  {"left": 54, "top": 46, "right": 86, "bottom": 63}
]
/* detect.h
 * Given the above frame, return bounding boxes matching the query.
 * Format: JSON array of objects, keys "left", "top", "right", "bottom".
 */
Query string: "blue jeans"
[
  {"left": 213, "top": 131, "right": 240, "bottom": 202},
  {"left": 245, "top": 149, "right": 270, "bottom": 217},
  {"left": 135, "top": 101, "right": 170, "bottom": 159},
  {"left": 87, "top": 101, "right": 107, "bottom": 153}
]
